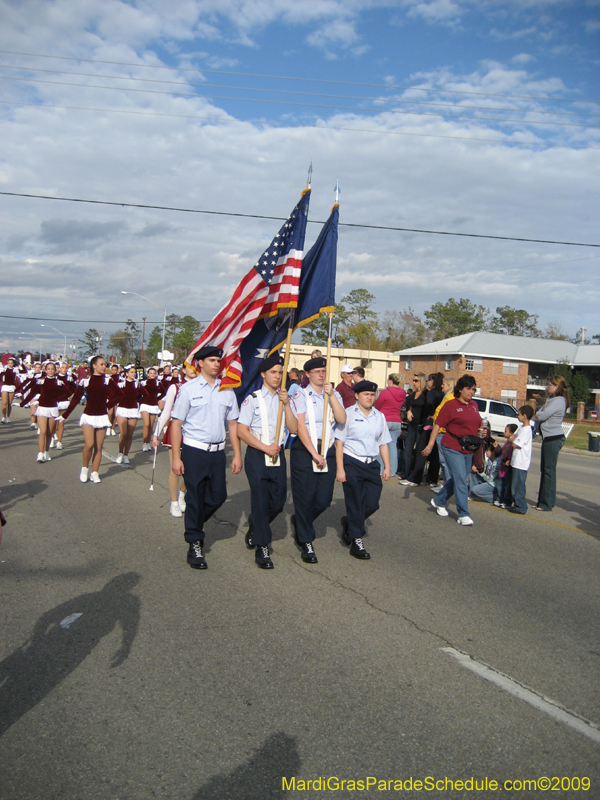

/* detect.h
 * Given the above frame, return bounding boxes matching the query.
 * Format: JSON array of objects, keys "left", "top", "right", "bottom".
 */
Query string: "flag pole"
[
  {"left": 272, "top": 312, "right": 295, "bottom": 462},
  {"left": 320, "top": 310, "right": 334, "bottom": 457}
]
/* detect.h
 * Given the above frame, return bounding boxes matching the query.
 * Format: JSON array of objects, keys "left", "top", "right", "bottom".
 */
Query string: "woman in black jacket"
[
  {"left": 400, "top": 373, "right": 444, "bottom": 486},
  {"left": 399, "top": 373, "right": 427, "bottom": 480}
]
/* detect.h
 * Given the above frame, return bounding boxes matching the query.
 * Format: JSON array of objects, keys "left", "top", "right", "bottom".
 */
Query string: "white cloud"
[
  {"left": 511, "top": 53, "right": 537, "bottom": 64},
  {"left": 0, "top": 1, "right": 598, "bottom": 356}
]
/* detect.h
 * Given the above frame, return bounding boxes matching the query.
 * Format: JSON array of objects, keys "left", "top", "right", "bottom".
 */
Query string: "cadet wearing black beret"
[
  {"left": 335, "top": 378, "right": 391, "bottom": 560},
  {"left": 288, "top": 357, "right": 347, "bottom": 564},
  {"left": 237, "top": 353, "right": 297, "bottom": 569}
]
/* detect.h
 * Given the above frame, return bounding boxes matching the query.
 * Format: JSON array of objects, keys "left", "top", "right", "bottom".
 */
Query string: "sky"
[{"left": 0, "top": 0, "right": 599, "bottom": 357}]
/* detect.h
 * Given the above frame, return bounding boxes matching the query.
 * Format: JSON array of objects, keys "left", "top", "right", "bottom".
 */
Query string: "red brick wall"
[{"left": 399, "top": 355, "right": 528, "bottom": 406}]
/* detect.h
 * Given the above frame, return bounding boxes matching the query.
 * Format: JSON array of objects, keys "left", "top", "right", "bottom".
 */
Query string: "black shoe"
[
  {"left": 508, "top": 507, "right": 526, "bottom": 515},
  {"left": 245, "top": 514, "right": 255, "bottom": 549},
  {"left": 300, "top": 541, "right": 318, "bottom": 564},
  {"left": 255, "top": 545, "right": 274, "bottom": 569},
  {"left": 340, "top": 516, "right": 351, "bottom": 545},
  {"left": 350, "top": 537, "right": 371, "bottom": 560},
  {"left": 187, "top": 541, "right": 207, "bottom": 569}
]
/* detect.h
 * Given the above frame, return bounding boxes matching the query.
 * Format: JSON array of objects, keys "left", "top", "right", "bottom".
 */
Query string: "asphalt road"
[{"left": 1, "top": 407, "right": 599, "bottom": 800}]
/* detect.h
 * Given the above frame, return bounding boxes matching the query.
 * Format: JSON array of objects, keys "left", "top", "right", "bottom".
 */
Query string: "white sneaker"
[
  {"left": 30, "top": 422, "right": 37, "bottom": 430},
  {"left": 431, "top": 486, "right": 442, "bottom": 493},
  {"left": 115, "top": 453, "right": 123, "bottom": 464},
  {"left": 457, "top": 516, "right": 474, "bottom": 526},
  {"left": 36, "top": 426, "right": 40, "bottom": 434},
  {"left": 431, "top": 498, "right": 449, "bottom": 517},
  {"left": 123, "top": 455, "right": 130, "bottom": 465},
  {"left": 90, "top": 471, "right": 101, "bottom": 483},
  {"left": 178, "top": 490, "right": 186, "bottom": 512},
  {"left": 80, "top": 467, "right": 89, "bottom": 483},
  {"left": 56, "top": 441, "right": 63, "bottom": 450},
  {"left": 170, "top": 501, "right": 183, "bottom": 518},
  {"left": 49, "top": 437, "right": 55, "bottom": 448},
  {"left": 110, "top": 428, "right": 117, "bottom": 436},
  {"left": 37, "top": 452, "right": 44, "bottom": 462},
  {"left": 43, "top": 452, "right": 51, "bottom": 462}
]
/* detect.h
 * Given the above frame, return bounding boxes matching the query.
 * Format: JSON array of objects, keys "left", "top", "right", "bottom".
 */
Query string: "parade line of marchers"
[{"left": 281, "top": 775, "right": 593, "bottom": 792}]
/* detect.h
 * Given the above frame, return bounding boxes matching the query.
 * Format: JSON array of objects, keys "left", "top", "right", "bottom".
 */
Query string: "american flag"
[{"left": 186, "top": 189, "right": 311, "bottom": 390}]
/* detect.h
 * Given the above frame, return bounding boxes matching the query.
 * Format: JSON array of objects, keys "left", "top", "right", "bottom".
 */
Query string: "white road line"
[
  {"left": 441, "top": 647, "right": 600, "bottom": 745},
  {"left": 103, "top": 453, "right": 118, "bottom": 463}
]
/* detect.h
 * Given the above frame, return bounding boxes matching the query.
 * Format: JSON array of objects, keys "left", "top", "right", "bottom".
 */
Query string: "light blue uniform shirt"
[
  {"left": 171, "top": 375, "right": 239, "bottom": 443},
  {"left": 291, "top": 386, "right": 344, "bottom": 427},
  {"left": 238, "top": 386, "right": 283, "bottom": 444},
  {"left": 335, "top": 403, "right": 391, "bottom": 458}
]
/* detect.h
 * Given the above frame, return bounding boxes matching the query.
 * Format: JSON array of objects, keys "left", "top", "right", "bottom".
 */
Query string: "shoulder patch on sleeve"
[{"left": 242, "top": 397, "right": 250, "bottom": 406}]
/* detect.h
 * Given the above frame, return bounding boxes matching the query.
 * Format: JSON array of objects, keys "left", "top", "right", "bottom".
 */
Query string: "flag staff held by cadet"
[{"left": 320, "top": 180, "right": 340, "bottom": 460}]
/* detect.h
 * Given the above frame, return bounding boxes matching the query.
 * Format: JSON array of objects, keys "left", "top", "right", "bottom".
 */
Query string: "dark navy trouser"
[
  {"left": 290, "top": 438, "right": 336, "bottom": 543},
  {"left": 181, "top": 444, "right": 227, "bottom": 543},
  {"left": 245, "top": 445, "right": 287, "bottom": 546},
  {"left": 342, "top": 454, "right": 383, "bottom": 539}
]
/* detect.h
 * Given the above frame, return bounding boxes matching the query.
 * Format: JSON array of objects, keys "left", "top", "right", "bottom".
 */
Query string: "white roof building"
[{"left": 395, "top": 332, "right": 600, "bottom": 367}]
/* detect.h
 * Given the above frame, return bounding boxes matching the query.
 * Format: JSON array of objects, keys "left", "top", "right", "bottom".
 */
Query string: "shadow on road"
[
  {"left": 0, "top": 478, "right": 48, "bottom": 511},
  {"left": 0, "top": 572, "right": 141, "bottom": 737},
  {"left": 192, "top": 731, "right": 301, "bottom": 800}
]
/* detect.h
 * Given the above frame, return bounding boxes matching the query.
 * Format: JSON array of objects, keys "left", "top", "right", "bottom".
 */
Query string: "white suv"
[{"left": 473, "top": 397, "right": 521, "bottom": 435}]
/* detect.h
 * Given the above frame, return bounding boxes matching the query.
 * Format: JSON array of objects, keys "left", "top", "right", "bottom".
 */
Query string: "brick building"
[{"left": 396, "top": 332, "right": 600, "bottom": 411}]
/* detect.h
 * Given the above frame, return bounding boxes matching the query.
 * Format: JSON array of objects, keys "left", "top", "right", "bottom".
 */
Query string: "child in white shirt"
[{"left": 508, "top": 405, "right": 534, "bottom": 514}]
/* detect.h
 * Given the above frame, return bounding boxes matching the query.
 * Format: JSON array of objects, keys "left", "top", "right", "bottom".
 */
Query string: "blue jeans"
[
  {"left": 377, "top": 421, "right": 401, "bottom": 476},
  {"left": 433, "top": 445, "right": 473, "bottom": 519},
  {"left": 437, "top": 433, "right": 450, "bottom": 482},
  {"left": 511, "top": 467, "right": 528, "bottom": 514},
  {"left": 536, "top": 437, "right": 564, "bottom": 511},
  {"left": 469, "top": 478, "right": 497, "bottom": 503}
]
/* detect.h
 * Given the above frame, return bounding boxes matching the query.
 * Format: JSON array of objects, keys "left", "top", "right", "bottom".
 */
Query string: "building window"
[
  {"left": 501, "top": 390, "right": 518, "bottom": 407},
  {"left": 404, "top": 357, "right": 413, "bottom": 370},
  {"left": 443, "top": 358, "right": 454, "bottom": 371},
  {"left": 503, "top": 360, "right": 519, "bottom": 375},
  {"left": 465, "top": 358, "right": 482, "bottom": 372},
  {"left": 403, "top": 383, "right": 412, "bottom": 392},
  {"left": 474, "top": 387, "right": 481, "bottom": 396}
]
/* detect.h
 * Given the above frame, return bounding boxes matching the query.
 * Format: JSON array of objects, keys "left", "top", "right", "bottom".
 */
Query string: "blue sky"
[{"left": 0, "top": 0, "right": 599, "bottom": 356}]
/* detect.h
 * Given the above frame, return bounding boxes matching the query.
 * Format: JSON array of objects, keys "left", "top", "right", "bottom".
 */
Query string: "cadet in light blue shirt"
[
  {"left": 237, "top": 354, "right": 297, "bottom": 569},
  {"left": 170, "top": 346, "right": 242, "bottom": 570},
  {"left": 335, "top": 380, "right": 391, "bottom": 560}
]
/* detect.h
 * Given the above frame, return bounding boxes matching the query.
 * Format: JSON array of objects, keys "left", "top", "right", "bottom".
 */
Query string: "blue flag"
[{"left": 235, "top": 203, "right": 339, "bottom": 401}]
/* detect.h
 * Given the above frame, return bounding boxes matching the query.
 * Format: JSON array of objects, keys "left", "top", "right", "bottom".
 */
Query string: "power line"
[
  {"left": 2, "top": 63, "right": 597, "bottom": 118},
  {"left": 4, "top": 99, "right": 572, "bottom": 147},
  {"left": 3, "top": 74, "right": 598, "bottom": 129},
  {"left": 0, "top": 191, "right": 598, "bottom": 247},
  {"left": 1, "top": 49, "right": 597, "bottom": 105},
  {"left": 0, "top": 313, "right": 209, "bottom": 324}
]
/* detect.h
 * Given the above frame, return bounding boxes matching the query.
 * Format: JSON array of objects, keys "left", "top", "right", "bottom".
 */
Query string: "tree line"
[
  {"left": 300, "top": 291, "right": 599, "bottom": 351},
  {"left": 79, "top": 314, "right": 204, "bottom": 365}
]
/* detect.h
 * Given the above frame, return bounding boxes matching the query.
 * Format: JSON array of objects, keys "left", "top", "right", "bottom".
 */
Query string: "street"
[{"left": 1, "top": 407, "right": 599, "bottom": 800}]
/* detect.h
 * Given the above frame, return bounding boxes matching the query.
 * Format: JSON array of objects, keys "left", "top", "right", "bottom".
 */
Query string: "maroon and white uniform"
[
  {"left": 22, "top": 375, "right": 68, "bottom": 418},
  {"left": 62, "top": 375, "right": 124, "bottom": 428},
  {"left": 139, "top": 377, "right": 161, "bottom": 414},
  {"left": 1, "top": 366, "right": 22, "bottom": 394},
  {"left": 115, "top": 379, "right": 142, "bottom": 419},
  {"left": 56, "top": 373, "right": 76, "bottom": 412}
]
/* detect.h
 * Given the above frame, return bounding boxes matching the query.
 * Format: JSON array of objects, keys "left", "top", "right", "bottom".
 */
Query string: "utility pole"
[{"left": 141, "top": 316, "right": 146, "bottom": 366}]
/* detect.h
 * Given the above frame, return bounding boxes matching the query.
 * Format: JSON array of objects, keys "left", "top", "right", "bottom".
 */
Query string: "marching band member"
[
  {"left": 115, "top": 364, "right": 142, "bottom": 465},
  {"left": 288, "top": 356, "right": 346, "bottom": 564},
  {"left": 53, "top": 362, "right": 76, "bottom": 450},
  {"left": 107, "top": 363, "right": 121, "bottom": 436},
  {"left": 237, "top": 354, "right": 297, "bottom": 569},
  {"left": 140, "top": 367, "right": 161, "bottom": 451},
  {"left": 60, "top": 355, "right": 123, "bottom": 483},
  {"left": 20, "top": 361, "right": 66, "bottom": 461},
  {"left": 335, "top": 380, "right": 391, "bottom": 560},
  {"left": 170, "top": 346, "right": 242, "bottom": 570},
  {"left": 153, "top": 362, "right": 197, "bottom": 517},
  {"left": 1, "top": 357, "right": 22, "bottom": 424},
  {"left": 20, "top": 361, "right": 43, "bottom": 430}
]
